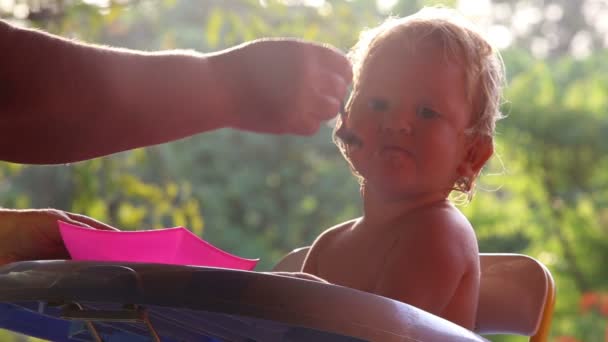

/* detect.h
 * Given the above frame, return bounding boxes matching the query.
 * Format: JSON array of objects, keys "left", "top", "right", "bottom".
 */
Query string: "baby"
[{"left": 302, "top": 7, "right": 505, "bottom": 330}]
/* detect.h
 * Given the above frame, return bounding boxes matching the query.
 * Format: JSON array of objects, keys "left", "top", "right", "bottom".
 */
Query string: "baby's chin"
[
  {"left": 374, "top": 156, "right": 417, "bottom": 180},
  {"left": 354, "top": 151, "right": 415, "bottom": 174},
  {"left": 362, "top": 174, "right": 418, "bottom": 199}
]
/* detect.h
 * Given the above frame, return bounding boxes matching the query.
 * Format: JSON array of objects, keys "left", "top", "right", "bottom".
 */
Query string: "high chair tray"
[{"left": 0, "top": 260, "right": 488, "bottom": 342}]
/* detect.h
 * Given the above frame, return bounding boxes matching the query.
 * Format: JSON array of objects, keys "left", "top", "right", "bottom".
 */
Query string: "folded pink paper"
[{"left": 58, "top": 221, "right": 258, "bottom": 270}]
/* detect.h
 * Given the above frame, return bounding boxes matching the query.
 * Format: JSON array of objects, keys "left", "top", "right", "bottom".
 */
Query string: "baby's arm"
[
  {"left": 266, "top": 225, "right": 349, "bottom": 283},
  {"left": 302, "top": 220, "right": 354, "bottom": 276},
  {"left": 266, "top": 245, "right": 327, "bottom": 283},
  {"left": 374, "top": 209, "right": 479, "bottom": 329},
  {"left": 302, "top": 238, "right": 322, "bottom": 275},
  {"left": 266, "top": 271, "right": 328, "bottom": 283}
]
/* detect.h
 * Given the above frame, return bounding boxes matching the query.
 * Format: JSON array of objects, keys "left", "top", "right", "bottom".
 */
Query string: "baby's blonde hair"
[{"left": 335, "top": 6, "right": 505, "bottom": 197}]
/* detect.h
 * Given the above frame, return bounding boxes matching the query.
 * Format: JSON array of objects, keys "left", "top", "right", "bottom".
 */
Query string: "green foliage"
[{"left": 1, "top": 0, "right": 607, "bottom": 340}]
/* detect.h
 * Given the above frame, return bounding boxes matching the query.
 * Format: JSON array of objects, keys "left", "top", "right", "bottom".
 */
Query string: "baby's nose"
[{"left": 379, "top": 110, "right": 413, "bottom": 135}]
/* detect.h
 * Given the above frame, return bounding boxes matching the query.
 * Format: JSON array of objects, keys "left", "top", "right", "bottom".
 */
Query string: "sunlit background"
[{"left": 1, "top": 0, "right": 608, "bottom": 341}]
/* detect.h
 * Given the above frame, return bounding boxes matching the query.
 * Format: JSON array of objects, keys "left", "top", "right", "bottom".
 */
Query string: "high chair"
[
  {"left": 0, "top": 260, "right": 489, "bottom": 341},
  {"left": 273, "top": 248, "right": 556, "bottom": 342},
  {"left": 475, "top": 253, "right": 556, "bottom": 342}
]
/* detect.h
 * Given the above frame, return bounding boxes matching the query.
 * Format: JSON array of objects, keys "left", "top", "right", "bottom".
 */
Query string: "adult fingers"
[
  {"left": 312, "top": 43, "right": 353, "bottom": 83},
  {"left": 290, "top": 116, "right": 321, "bottom": 136},
  {"left": 315, "top": 71, "right": 350, "bottom": 103},
  {"left": 292, "top": 69, "right": 345, "bottom": 124},
  {"left": 285, "top": 92, "right": 340, "bottom": 135},
  {"left": 306, "top": 93, "right": 342, "bottom": 121},
  {"left": 64, "top": 212, "right": 119, "bottom": 231}
]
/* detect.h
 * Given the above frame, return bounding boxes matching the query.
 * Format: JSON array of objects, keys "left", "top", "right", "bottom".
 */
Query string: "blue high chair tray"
[{"left": 0, "top": 261, "right": 488, "bottom": 342}]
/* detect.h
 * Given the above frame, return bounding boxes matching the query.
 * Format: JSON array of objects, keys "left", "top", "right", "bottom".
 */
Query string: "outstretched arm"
[{"left": 0, "top": 20, "right": 351, "bottom": 164}]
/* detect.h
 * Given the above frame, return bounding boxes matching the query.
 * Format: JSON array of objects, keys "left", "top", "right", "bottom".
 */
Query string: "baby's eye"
[
  {"left": 416, "top": 106, "right": 440, "bottom": 119},
  {"left": 368, "top": 98, "right": 390, "bottom": 112}
]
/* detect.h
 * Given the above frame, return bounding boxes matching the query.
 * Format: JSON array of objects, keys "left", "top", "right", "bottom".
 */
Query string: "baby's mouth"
[{"left": 378, "top": 145, "right": 414, "bottom": 159}]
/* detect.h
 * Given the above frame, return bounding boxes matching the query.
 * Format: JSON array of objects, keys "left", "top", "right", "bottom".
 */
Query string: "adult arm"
[{"left": 0, "top": 20, "right": 351, "bottom": 164}]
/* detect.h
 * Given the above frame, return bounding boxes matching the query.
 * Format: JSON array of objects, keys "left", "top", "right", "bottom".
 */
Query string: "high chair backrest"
[
  {"left": 475, "top": 253, "right": 556, "bottom": 342},
  {"left": 272, "top": 249, "right": 556, "bottom": 342},
  {"left": 272, "top": 246, "right": 310, "bottom": 272}
]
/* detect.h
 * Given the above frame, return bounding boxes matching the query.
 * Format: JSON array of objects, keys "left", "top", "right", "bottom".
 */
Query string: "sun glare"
[{"left": 458, "top": 0, "right": 515, "bottom": 49}]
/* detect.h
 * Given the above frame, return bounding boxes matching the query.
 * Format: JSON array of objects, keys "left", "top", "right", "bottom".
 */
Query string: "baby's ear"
[{"left": 458, "top": 135, "right": 494, "bottom": 178}]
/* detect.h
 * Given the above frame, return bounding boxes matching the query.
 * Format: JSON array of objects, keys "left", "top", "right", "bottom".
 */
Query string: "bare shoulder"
[
  {"left": 302, "top": 218, "right": 359, "bottom": 273},
  {"left": 417, "top": 202, "right": 476, "bottom": 242},
  {"left": 374, "top": 202, "right": 479, "bottom": 326},
  {"left": 311, "top": 218, "right": 359, "bottom": 249},
  {"left": 395, "top": 202, "right": 479, "bottom": 271}
]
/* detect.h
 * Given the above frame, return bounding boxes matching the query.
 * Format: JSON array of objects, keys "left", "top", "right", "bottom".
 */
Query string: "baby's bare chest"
[{"left": 317, "top": 229, "right": 403, "bottom": 292}]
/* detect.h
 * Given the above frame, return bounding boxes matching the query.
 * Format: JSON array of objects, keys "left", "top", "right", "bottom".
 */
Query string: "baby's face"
[{"left": 345, "top": 39, "right": 474, "bottom": 200}]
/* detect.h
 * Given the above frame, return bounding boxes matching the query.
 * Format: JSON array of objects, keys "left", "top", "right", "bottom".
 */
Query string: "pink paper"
[{"left": 58, "top": 221, "right": 258, "bottom": 270}]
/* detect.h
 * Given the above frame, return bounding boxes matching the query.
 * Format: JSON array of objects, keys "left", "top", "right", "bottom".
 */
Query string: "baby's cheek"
[{"left": 348, "top": 147, "right": 373, "bottom": 177}]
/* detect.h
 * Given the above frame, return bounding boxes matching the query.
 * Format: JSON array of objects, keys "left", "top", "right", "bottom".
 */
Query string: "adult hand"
[
  {"left": 0, "top": 209, "right": 117, "bottom": 265},
  {"left": 210, "top": 39, "right": 352, "bottom": 135}
]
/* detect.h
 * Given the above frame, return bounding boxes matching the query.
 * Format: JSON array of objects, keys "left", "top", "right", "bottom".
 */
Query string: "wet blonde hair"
[{"left": 335, "top": 6, "right": 505, "bottom": 198}]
